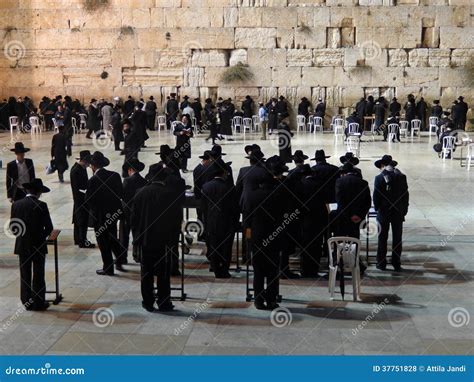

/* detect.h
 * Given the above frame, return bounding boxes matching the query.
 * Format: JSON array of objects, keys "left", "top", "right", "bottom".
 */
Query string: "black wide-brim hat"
[
  {"left": 76, "top": 150, "right": 92, "bottom": 161},
  {"left": 246, "top": 149, "right": 265, "bottom": 161},
  {"left": 210, "top": 145, "right": 227, "bottom": 157},
  {"left": 11, "top": 142, "right": 30, "bottom": 153},
  {"left": 124, "top": 158, "right": 145, "bottom": 172},
  {"left": 292, "top": 150, "right": 309, "bottom": 161},
  {"left": 199, "top": 150, "right": 212, "bottom": 160},
  {"left": 311, "top": 149, "right": 330, "bottom": 161},
  {"left": 156, "top": 144, "right": 172, "bottom": 156},
  {"left": 340, "top": 152, "right": 360, "bottom": 166},
  {"left": 374, "top": 155, "right": 398, "bottom": 169},
  {"left": 90, "top": 151, "right": 110, "bottom": 167},
  {"left": 22, "top": 178, "right": 50, "bottom": 193}
]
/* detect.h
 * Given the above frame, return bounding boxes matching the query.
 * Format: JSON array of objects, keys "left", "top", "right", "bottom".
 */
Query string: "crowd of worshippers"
[{"left": 7, "top": 137, "right": 409, "bottom": 312}]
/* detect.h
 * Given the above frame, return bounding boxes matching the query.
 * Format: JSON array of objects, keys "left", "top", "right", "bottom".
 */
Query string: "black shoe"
[
  {"left": 171, "top": 269, "right": 181, "bottom": 276},
  {"left": 301, "top": 272, "right": 319, "bottom": 279},
  {"left": 34, "top": 302, "right": 50, "bottom": 311},
  {"left": 158, "top": 303, "right": 175, "bottom": 312},
  {"left": 376, "top": 265, "right": 386, "bottom": 271},
  {"left": 96, "top": 269, "right": 114, "bottom": 276},
  {"left": 142, "top": 302, "right": 156, "bottom": 313},
  {"left": 280, "top": 271, "right": 300, "bottom": 279},
  {"left": 254, "top": 301, "right": 266, "bottom": 310},
  {"left": 215, "top": 272, "right": 232, "bottom": 279},
  {"left": 266, "top": 302, "right": 280, "bottom": 310},
  {"left": 79, "top": 242, "right": 96, "bottom": 249},
  {"left": 392, "top": 266, "right": 403, "bottom": 272},
  {"left": 115, "top": 264, "right": 127, "bottom": 272}
]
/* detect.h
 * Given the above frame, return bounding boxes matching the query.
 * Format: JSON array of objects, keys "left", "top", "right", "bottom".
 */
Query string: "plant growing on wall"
[
  {"left": 83, "top": 0, "right": 109, "bottom": 11},
  {"left": 221, "top": 62, "right": 254, "bottom": 84},
  {"left": 120, "top": 26, "right": 135, "bottom": 36},
  {"left": 297, "top": 22, "right": 312, "bottom": 34}
]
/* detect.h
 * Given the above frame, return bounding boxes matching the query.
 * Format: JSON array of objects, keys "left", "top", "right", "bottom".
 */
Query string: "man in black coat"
[
  {"left": 310, "top": 150, "right": 339, "bottom": 203},
  {"left": 389, "top": 97, "right": 401, "bottom": 116},
  {"left": 85, "top": 99, "right": 101, "bottom": 139},
  {"left": 373, "top": 155, "right": 409, "bottom": 272},
  {"left": 334, "top": 162, "right": 371, "bottom": 240},
  {"left": 166, "top": 93, "right": 180, "bottom": 128},
  {"left": 70, "top": 150, "right": 94, "bottom": 248},
  {"left": 355, "top": 97, "right": 367, "bottom": 123},
  {"left": 10, "top": 178, "right": 53, "bottom": 311},
  {"left": 121, "top": 119, "right": 141, "bottom": 177},
  {"left": 145, "top": 95, "right": 157, "bottom": 131},
  {"left": 298, "top": 97, "right": 311, "bottom": 120},
  {"left": 287, "top": 150, "right": 308, "bottom": 182},
  {"left": 86, "top": 152, "right": 124, "bottom": 275},
  {"left": 191, "top": 97, "right": 203, "bottom": 129},
  {"left": 431, "top": 100, "right": 443, "bottom": 119},
  {"left": 131, "top": 105, "right": 149, "bottom": 148},
  {"left": 131, "top": 163, "right": 184, "bottom": 312},
  {"left": 416, "top": 97, "right": 428, "bottom": 130},
  {"left": 314, "top": 98, "right": 326, "bottom": 119},
  {"left": 241, "top": 95, "right": 254, "bottom": 119},
  {"left": 374, "top": 100, "right": 385, "bottom": 133},
  {"left": 51, "top": 125, "right": 69, "bottom": 183},
  {"left": 201, "top": 163, "right": 239, "bottom": 278},
  {"left": 7, "top": 142, "right": 35, "bottom": 202},
  {"left": 120, "top": 159, "right": 147, "bottom": 264},
  {"left": 123, "top": 96, "right": 135, "bottom": 116},
  {"left": 111, "top": 106, "right": 124, "bottom": 151},
  {"left": 193, "top": 150, "right": 212, "bottom": 239},
  {"left": 457, "top": 96, "right": 468, "bottom": 130}
]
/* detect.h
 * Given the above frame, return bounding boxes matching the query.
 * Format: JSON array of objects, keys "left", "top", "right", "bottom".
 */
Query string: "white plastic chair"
[
  {"left": 347, "top": 123, "right": 360, "bottom": 137},
  {"left": 411, "top": 119, "right": 421, "bottom": 138},
  {"left": 399, "top": 120, "right": 408, "bottom": 138},
  {"left": 9, "top": 116, "right": 20, "bottom": 134},
  {"left": 313, "top": 116, "right": 323, "bottom": 133},
  {"left": 346, "top": 136, "right": 360, "bottom": 157},
  {"left": 72, "top": 117, "right": 80, "bottom": 134},
  {"left": 333, "top": 118, "right": 345, "bottom": 140},
  {"left": 442, "top": 136, "right": 456, "bottom": 160},
  {"left": 330, "top": 115, "right": 343, "bottom": 131},
  {"left": 243, "top": 117, "right": 253, "bottom": 135},
  {"left": 79, "top": 113, "right": 87, "bottom": 130},
  {"left": 388, "top": 123, "right": 399, "bottom": 142},
  {"left": 252, "top": 115, "right": 260, "bottom": 132},
  {"left": 297, "top": 115, "right": 306, "bottom": 133},
  {"left": 192, "top": 117, "right": 198, "bottom": 133},
  {"left": 157, "top": 115, "right": 166, "bottom": 131},
  {"left": 232, "top": 116, "right": 243, "bottom": 134},
  {"left": 466, "top": 143, "right": 474, "bottom": 170},
  {"left": 52, "top": 118, "right": 60, "bottom": 133},
  {"left": 429, "top": 116, "right": 438, "bottom": 136},
  {"left": 29, "top": 116, "right": 41, "bottom": 134},
  {"left": 327, "top": 237, "right": 362, "bottom": 301}
]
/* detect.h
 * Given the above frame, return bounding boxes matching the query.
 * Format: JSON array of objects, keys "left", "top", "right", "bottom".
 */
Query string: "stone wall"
[{"left": 0, "top": 0, "right": 473, "bottom": 114}]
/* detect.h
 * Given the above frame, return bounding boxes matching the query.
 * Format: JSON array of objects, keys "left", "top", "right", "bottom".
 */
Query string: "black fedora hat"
[
  {"left": 374, "top": 154, "right": 398, "bottom": 169},
  {"left": 210, "top": 145, "right": 226, "bottom": 158},
  {"left": 124, "top": 158, "right": 145, "bottom": 173},
  {"left": 155, "top": 144, "right": 172, "bottom": 156},
  {"left": 76, "top": 150, "right": 92, "bottom": 161},
  {"left": 90, "top": 98, "right": 97, "bottom": 103},
  {"left": 89, "top": 151, "right": 110, "bottom": 167},
  {"left": 199, "top": 150, "right": 212, "bottom": 160},
  {"left": 246, "top": 149, "right": 265, "bottom": 161},
  {"left": 11, "top": 142, "right": 30, "bottom": 153},
  {"left": 23, "top": 178, "right": 50, "bottom": 193},
  {"left": 292, "top": 150, "right": 309, "bottom": 162},
  {"left": 266, "top": 155, "right": 289, "bottom": 175},
  {"left": 340, "top": 152, "right": 360, "bottom": 166},
  {"left": 311, "top": 149, "right": 330, "bottom": 161},
  {"left": 339, "top": 162, "right": 355, "bottom": 175}
]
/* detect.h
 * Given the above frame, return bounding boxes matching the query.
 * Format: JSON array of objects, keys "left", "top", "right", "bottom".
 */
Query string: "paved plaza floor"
[{"left": 0, "top": 129, "right": 472, "bottom": 355}]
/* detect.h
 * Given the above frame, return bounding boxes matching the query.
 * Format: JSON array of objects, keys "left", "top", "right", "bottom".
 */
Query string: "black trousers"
[
  {"left": 207, "top": 231, "right": 234, "bottom": 276},
  {"left": 73, "top": 207, "right": 89, "bottom": 245},
  {"left": 19, "top": 252, "right": 46, "bottom": 308},
  {"left": 376, "top": 215, "right": 404, "bottom": 268},
  {"left": 141, "top": 246, "right": 172, "bottom": 308},
  {"left": 146, "top": 114, "right": 156, "bottom": 131},
  {"left": 252, "top": 255, "right": 279, "bottom": 304},
  {"left": 180, "top": 157, "right": 188, "bottom": 171},
  {"left": 95, "top": 221, "right": 123, "bottom": 272},
  {"left": 119, "top": 217, "right": 131, "bottom": 262}
]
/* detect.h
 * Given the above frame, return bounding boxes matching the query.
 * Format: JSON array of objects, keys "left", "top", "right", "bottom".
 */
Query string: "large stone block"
[
  {"left": 404, "top": 68, "right": 440, "bottom": 87},
  {"left": 184, "top": 67, "right": 205, "bottom": 87},
  {"left": 238, "top": 7, "right": 262, "bottom": 27},
  {"left": 276, "top": 28, "right": 294, "bottom": 49},
  {"left": 294, "top": 27, "right": 327, "bottom": 49},
  {"left": 440, "top": 27, "right": 474, "bottom": 48},
  {"left": 450, "top": 49, "right": 474, "bottom": 66},
  {"left": 191, "top": 50, "right": 227, "bottom": 67},
  {"left": 369, "top": 67, "right": 404, "bottom": 86},
  {"left": 408, "top": 49, "right": 429, "bottom": 67},
  {"left": 272, "top": 67, "right": 302, "bottom": 87},
  {"left": 428, "top": 49, "right": 451, "bottom": 67},
  {"left": 262, "top": 7, "right": 297, "bottom": 29},
  {"left": 164, "top": 8, "right": 211, "bottom": 28},
  {"left": 439, "top": 68, "right": 468, "bottom": 87},
  {"left": 287, "top": 49, "right": 313, "bottom": 67},
  {"left": 229, "top": 49, "right": 248, "bottom": 66},
  {"left": 388, "top": 49, "right": 408, "bottom": 67},
  {"left": 235, "top": 28, "right": 277, "bottom": 48},
  {"left": 247, "top": 48, "right": 286, "bottom": 68},
  {"left": 302, "top": 67, "right": 334, "bottom": 86},
  {"left": 123, "top": 67, "right": 183, "bottom": 87},
  {"left": 314, "top": 49, "right": 344, "bottom": 66}
]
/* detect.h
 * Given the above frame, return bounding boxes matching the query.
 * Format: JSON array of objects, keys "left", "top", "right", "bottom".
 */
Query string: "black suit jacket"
[
  {"left": 86, "top": 168, "right": 123, "bottom": 225},
  {"left": 122, "top": 173, "right": 148, "bottom": 217},
  {"left": 6, "top": 159, "right": 35, "bottom": 200},
  {"left": 11, "top": 196, "right": 53, "bottom": 255},
  {"left": 236, "top": 164, "right": 270, "bottom": 210},
  {"left": 373, "top": 170, "right": 409, "bottom": 219},
  {"left": 70, "top": 162, "right": 89, "bottom": 222},
  {"left": 311, "top": 162, "right": 340, "bottom": 203},
  {"left": 335, "top": 174, "right": 372, "bottom": 221}
]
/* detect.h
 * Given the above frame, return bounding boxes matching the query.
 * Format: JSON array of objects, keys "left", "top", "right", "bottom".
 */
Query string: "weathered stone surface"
[
  {"left": 272, "top": 67, "right": 302, "bottom": 87},
  {"left": 302, "top": 67, "right": 335, "bottom": 86},
  {"left": 191, "top": 50, "right": 227, "bottom": 67},
  {"left": 287, "top": 49, "right": 313, "bottom": 67},
  {"left": 450, "top": 49, "right": 474, "bottom": 66},
  {"left": 247, "top": 48, "right": 286, "bottom": 68},
  {"left": 428, "top": 49, "right": 451, "bottom": 67},
  {"left": 408, "top": 49, "right": 430, "bottom": 67},
  {"left": 314, "top": 49, "right": 344, "bottom": 67},
  {"left": 440, "top": 27, "right": 474, "bottom": 48},
  {"left": 388, "top": 49, "right": 408, "bottom": 67},
  {"left": 235, "top": 28, "right": 277, "bottom": 48},
  {"left": 229, "top": 49, "right": 248, "bottom": 66}
]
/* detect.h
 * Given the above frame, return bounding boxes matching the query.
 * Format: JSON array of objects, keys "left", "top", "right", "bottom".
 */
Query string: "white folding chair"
[
  {"left": 192, "top": 117, "right": 198, "bottom": 133},
  {"left": 252, "top": 115, "right": 260, "bottom": 132},
  {"left": 71, "top": 117, "right": 80, "bottom": 134},
  {"left": 429, "top": 116, "right": 438, "bottom": 136},
  {"left": 297, "top": 115, "right": 306, "bottom": 133},
  {"left": 442, "top": 136, "right": 456, "bottom": 160},
  {"left": 346, "top": 135, "right": 361, "bottom": 157},
  {"left": 9, "top": 116, "right": 20, "bottom": 134},
  {"left": 29, "top": 116, "right": 41, "bottom": 134},
  {"left": 388, "top": 123, "right": 399, "bottom": 142},
  {"left": 52, "top": 118, "right": 60, "bottom": 132},
  {"left": 157, "top": 115, "right": 167, "bottom": 131},
  {"left": 327, "top": 237, "right": 362, "bottom": 301},
  {"left": 232, "top": 116, "right": 243, "bottom": 134},
  {"left": 399, "top": 120, "right": 408, "bottom": 138},
  {"left": 347, "top": 123, "right": 360, "bottom": 137},
  {"left": 313, "top": 116, "right": 323, "bottom": 133},
  {"left": 411, "top": 119, "right": 421, "bottom": 138},
  {"left": 79, "top": 113, "right": 88, "bottom": 130},
  {"left": 243, "top": 117, "right": 253, "bottom": 136},
  {"left": 466, "top": 143, "right": 474, "bottom": 170}
]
